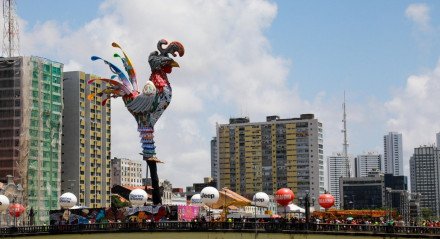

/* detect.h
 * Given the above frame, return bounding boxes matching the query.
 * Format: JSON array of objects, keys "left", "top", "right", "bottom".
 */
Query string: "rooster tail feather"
[
  {"left": 90, "top": 55, "right": 134, "bottom": 92},
  {"left": 87, "top": 93, "right": 95, "bottom": 101},
  {"left": 102, "top": 98, "right": 109, "bottom": 106},
  {"left": 112, "top": 42, "right": 139, "bottom": 92},
  {"left": 87, "top": 78, "right": 132, "bottom": 95}
]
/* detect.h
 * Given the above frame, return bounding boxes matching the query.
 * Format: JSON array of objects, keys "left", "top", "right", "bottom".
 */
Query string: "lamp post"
[{"left": 298, "top": 191, "right": 315, "bottom": 230}]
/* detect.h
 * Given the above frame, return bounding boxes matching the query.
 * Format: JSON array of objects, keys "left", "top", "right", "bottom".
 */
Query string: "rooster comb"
[
  {"left": 157, "top": 39, "right": 185, "bottom": 57},
  {"left": 148, "top": 39, "right": 184, "bottom": 71}
]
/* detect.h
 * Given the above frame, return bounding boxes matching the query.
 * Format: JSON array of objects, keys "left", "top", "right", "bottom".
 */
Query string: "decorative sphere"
[
  {"left": 318, "top": 193, "right": 335, "bottom": 209},
  {"left": 0, "top": 195, "right": 10, "bottom": 211},
  {"left": 253, "top": 192, "right": 270, "bottom": 207},
  {"left": 275, "top": 188, "right": 295, "bottom": 206},
  {"left": 190, "top": 194, "right": 204, "bottom": 206},
  {"left": 59, "top": 192, "right": 77, "bottom": 209},
  {"left": 200, "top": 186, "right": 219, "bottom": 206},
  {"left": 129, "top": 189, "right": 148, "bottom": 206},
  {"left": 9, "top": 203, "right": 25, "bottom": 217}
]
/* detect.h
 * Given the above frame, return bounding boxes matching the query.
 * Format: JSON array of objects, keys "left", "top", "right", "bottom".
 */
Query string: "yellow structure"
[
  {"left": 61, "top": 71, "right": 111, "bottom": 208},
  {"left": 216, "top": 115, "right": 324, "bottom": 204}
]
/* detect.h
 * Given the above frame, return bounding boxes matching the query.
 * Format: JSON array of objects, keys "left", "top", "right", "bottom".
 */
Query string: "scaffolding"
[{"left": 0, "top": 56, "right": 63, "bottom": 225}]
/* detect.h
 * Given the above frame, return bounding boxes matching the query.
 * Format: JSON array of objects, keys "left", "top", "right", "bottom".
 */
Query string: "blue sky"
[{"left": 15, "top": 0, "right": 440, "bottom": 188}]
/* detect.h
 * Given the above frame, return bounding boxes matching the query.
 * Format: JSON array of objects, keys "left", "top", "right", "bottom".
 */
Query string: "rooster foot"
[{"left": 146, "top": 156, "right": 164, "bottom": 164}]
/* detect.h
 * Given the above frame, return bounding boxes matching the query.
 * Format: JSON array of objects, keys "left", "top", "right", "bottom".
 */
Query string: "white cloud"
[
  {"left": 18, "top": 0, "right": 440, "bottom": 190},
  {"left": 385, "top": 60, "right": 440, "bottom": 177},
  {"left": 63, "top": 60, "right": 83, "bottom": 72},
  {"left": 19, "top": 0, "right": 290, "bottom": 188},
  {"left": 405, "top": 3, "right": 431, "bottom": 32}
]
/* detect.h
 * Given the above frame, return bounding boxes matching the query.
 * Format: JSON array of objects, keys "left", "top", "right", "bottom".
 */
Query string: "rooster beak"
[{"left": 170, "top": 60, "right": 180, "bottom": 68}]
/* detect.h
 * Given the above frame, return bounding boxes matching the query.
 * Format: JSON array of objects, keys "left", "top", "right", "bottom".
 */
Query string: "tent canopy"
[
  {"left": 210, "top": 188, "right": 252, "bottom": 209},
  {"left": 286, "top": 204, "right": 305, "bottom": 213}
]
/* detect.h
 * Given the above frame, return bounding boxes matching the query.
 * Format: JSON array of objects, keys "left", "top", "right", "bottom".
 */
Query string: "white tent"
[{"left": 286, "top": 204, "right": 305, "bottom": 213}]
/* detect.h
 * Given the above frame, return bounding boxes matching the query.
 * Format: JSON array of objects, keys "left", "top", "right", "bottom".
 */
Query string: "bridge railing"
[{"left": 1, "top": 222, "right": 440, "bottom": 236}]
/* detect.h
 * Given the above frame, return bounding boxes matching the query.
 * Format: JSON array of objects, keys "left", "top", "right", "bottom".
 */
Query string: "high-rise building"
[
  {"left": 210, "top": 137, "right": 219, "bottom": 187},
  {"left": 410, "top": 146, "right": 440, "bottom": 218},
  {"left": 0, "top": 56, "right": 63, "bottom": 223},
  {"left": 61, "top": 71, "right": 111, "bottom": 208},
  {"left": 111, "top": 157, "right": 143, "bottom": 187},
  {"left": 327, "top": 153, "right": 350, "bottom": 209},
  {"left": 216, "top": 114, "right": 324, "bottom": 204},
  {"left": 384, "top": 132, "right": 403, "bottom": 176},
  {"left": 354, "top": 152, "right": 382, "bottom": 177},
  {"left": 436, "top": 132, "right": 440, "bottom": 149}
]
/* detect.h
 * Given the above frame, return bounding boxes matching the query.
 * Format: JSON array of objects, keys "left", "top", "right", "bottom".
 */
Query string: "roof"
[{"left": 210, "top": 187, "right": 252, "bottom": 209}]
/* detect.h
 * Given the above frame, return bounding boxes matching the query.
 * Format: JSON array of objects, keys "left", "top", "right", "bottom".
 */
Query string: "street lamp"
[{"left": 298, "top": 191, "right": 315, "bottom": 230}]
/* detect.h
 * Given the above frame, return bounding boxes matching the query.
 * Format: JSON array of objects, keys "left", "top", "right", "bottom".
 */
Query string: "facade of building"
[
  {"left": 327, "top": 153, "right": 350, "bottom": 209},
  {"left": 437, "top": 132, "right": 440, "bottom": 149},
  {"left": 161, "top": 179, "right": 173, "bottom": 205},
  {"left": 216, "top": 114, "right": 324, "bottom": 204},
  {"left": 193, "top": 177, "right": 217, "bottom": 193},
  {"left": 211, "top": 137, "right": 219, "bottom": 187},
  {"left": 61, "top": 71, "right": 111, "bottom": 208},
  {"left": 410, "top": 146, "right": 440, "bottom": 218},
  {"left": 354, "top": 152, "right": 382, "bottom": 177},
  {"left": 0, "top": 56, "right": 63, "bottom": 224},
  {"left": 383, "top": 132, "right": 403, "bottom": 176},
  {"left": 340, "top": 172, "right": 408, "bottom": 210},
  {"left": 111, "top": 157, "right": 143, "bottom": 187},
  {"left": 340, "top": 174, "right": 385, "bottom": 210}
]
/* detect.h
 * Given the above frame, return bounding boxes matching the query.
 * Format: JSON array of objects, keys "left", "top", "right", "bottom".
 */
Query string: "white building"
[
  {"left": 171, "top": 193, "right": 187, "bottom": 205},
  {"left": 410, "top": 146, "right": 440, "bottom": 218},
  {"left": 384, "top": 132, "right": 403, "bottom": 176},
  {"left": 111, "top": 157, "right": 143, "bottom": 187},
  {"left": 355, "top": 152, "right": 382, "bottom": 177},
  {"left": 210, "top": 137, "right": 219, "bottom": 188},
  {"left": 436, "top": 132, "right": 440, "bottom": 149},
  {"left": 327, "top": 153, "right": 351, "bottom": 209}
]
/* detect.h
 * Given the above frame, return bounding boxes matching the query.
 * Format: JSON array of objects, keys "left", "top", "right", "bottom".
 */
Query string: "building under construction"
[{"left": 0, "top": 56, "right": 63, "bottom": 223}]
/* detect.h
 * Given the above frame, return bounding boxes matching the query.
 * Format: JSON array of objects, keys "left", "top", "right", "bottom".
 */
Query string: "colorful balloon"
[
  {"left": 129, "top": 189, "right": 148, "bottom": 206},
  {"left": 253, "top": 192, "right": 270, "bottom": 207},
  {"left": 275, "top": 188, "right": 295, "bottom": 206},
  {"left": 190, "top": 194, "right": 204, "bottom": 206},
  {"left": 200, "top": 187, "right": 219, "bottom": 206},
  {"left": 59, "top": 192, "right": 77, "bottom": 209},
  {"left": 9, "top": 203, "right": 25, "bottom": 217},
  {"left": 318, "top": 193, "right": 335, "bottom": 209},
  {"left": 0, "top": 195, "right": 9, "bottom": 212}
]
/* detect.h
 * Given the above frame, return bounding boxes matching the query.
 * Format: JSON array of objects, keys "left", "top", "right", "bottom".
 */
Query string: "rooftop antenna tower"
[
  {"left": 342, "top": 91, "right": 350, "bottom": 177},
  {"left": 2, "top": 0, "right": 20, "bottom": 57}
]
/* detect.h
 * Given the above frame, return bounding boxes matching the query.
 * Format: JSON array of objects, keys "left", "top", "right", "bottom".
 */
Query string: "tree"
[{"left": 421, "top": 207, "right": 433, "bottom": 220}]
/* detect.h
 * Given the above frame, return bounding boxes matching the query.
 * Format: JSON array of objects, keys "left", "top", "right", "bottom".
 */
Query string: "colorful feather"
[
  {"left": 112, "top": 42, "right": 139, "bottom": 92},
  {"left": 90, "top": 56, "right": 134, "bottom": 92},
  {"left": 87, "top": 78, "right": 132, "bottom": 95}
]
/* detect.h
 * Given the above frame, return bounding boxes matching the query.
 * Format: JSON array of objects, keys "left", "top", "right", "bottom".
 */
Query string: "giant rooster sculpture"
[{"left": 88, "top": 40, "right": 184, "bottom": 204}]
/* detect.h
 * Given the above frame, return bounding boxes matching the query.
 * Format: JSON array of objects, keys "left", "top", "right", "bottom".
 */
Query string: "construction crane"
[{"left": 2, "top": 0, "right": 20, "bottom": 57}]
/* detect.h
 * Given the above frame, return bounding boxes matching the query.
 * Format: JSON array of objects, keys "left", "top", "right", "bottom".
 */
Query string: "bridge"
[{"left": 1, "top": 222, "right": 438, "bottom": 238}]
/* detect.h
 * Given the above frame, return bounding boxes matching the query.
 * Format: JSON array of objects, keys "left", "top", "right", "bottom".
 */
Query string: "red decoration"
[
  {"left": 275, "top": 188, "right": 295, "bottom": 206},
  {"left": 9, "top": 203, "right": 25, "bottom": 217},
  {"left": 318, "top": 193, "right": 335, "bottom": 209}
]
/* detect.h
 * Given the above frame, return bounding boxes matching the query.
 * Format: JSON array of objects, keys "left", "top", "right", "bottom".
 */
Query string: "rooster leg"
[
  {"left": 139, "top": 126, "right": 163, "bottom": 205},
  {"left": 138, "top": 127, "right": 164, "bottom": 163},
  {"left": 146, "top": 159, "right": 162, "bottom": 205}
]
